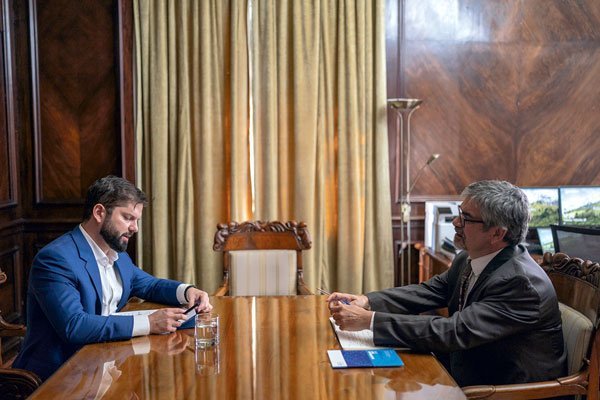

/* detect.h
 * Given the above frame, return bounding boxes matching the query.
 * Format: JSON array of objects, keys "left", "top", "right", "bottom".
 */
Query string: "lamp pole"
[{"left": 388, "top": 98, "right": 422, "bottom": 286}]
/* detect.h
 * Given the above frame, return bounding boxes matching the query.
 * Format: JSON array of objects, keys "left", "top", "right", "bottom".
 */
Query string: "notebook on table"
[
  {"left": 327, "top": 317, "right": 406, "bottom": 368},
  {"left": 328, "top": 317, "right": 410, "bottom": 350}
]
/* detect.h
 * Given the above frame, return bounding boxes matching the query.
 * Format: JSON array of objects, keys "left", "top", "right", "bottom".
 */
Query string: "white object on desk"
[
  {"left": 114, "top": 309, "right": 157, "bottom": 317},
  {"left": 329, "top": 317, "right": 380, "bottom": 350},
  {"left": 114, "top": 308, "right": 196, "bottom": 323},
  {"left": 329, "top": 317, "right": 411, "bottom": 350}
]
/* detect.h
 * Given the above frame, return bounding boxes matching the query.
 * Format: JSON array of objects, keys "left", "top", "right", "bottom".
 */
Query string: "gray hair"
[{"left": 462, "top": 180, "right": 530, "bottom": 246}]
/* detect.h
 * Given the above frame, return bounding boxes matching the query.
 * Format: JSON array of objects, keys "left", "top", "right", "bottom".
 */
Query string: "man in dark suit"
[
  {"left": 13, "top": 176, "right": 212, "bottom": 380},
  {"left": 328, "top": 180, "right": 567, "bottom": 386}
]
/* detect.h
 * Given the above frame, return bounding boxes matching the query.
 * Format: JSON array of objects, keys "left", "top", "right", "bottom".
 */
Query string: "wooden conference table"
[{"left": 29, "top": 296, "right": 466, "bottom": 399}]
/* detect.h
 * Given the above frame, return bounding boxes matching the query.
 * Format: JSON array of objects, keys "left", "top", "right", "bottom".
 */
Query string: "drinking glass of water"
[{"left": 195, "top": 313, "right": 219, "bottom": 348}]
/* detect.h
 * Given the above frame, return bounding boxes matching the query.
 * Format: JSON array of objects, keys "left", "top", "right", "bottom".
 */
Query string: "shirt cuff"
[
  {"left": 132, "top": 315, "right": 150, "bottom": 336},
  {"left": 176, "top": 284, "right": 193, "bottom": 304},
  {"left": 369, "top": 312, "right": 375, "bottom": 331}
]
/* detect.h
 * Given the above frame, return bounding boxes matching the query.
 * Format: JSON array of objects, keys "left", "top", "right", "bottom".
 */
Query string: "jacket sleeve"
[
  {"left": 371, "top": 274, "right": 542, "bottom": 352},
  {"left": 367, "top": 270, "right": 451, "bottom": 315},
  {"left": 30, "top": 249, "right": 134, "bottom": 345}
]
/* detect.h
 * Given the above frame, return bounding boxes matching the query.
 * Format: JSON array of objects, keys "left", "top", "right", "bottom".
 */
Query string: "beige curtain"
[
  {"left": 250, "top": 0, "right": 392, "bottom": 292},
  {"left": 134, "top": 0, "right": 251, "bottom": 290},
  {"left": 134, "top": 0, "right": 393, "bottom": 294}
]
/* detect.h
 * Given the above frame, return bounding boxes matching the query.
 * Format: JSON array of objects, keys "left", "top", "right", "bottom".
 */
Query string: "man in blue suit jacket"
[{"left": 13, "top": 176, "right": 212, "bottom": 380}]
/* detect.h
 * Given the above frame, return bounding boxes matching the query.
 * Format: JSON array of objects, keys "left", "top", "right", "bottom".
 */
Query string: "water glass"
[{"left": 195, "top": 313, "right": 219, "bottom": 347}]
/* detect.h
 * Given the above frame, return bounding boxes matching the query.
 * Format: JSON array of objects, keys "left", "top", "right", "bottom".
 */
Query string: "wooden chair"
[
  {"left": 463, "top": 252, "right": 600, "bottom": 400},
  {"left": 0, "top": 268, "right": 41, "bottom": 399},
  {"left": 213, "top": 220, "right": 312, "bottom": 296}
]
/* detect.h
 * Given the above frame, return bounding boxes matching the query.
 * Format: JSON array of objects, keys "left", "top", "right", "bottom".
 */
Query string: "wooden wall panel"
[
  {"left": 0, "top": 0, "right": 134, "bottom": 361},
  {"left": 30, "top": 0, "right": 120, "bottom": 203},
  {"left": 0, "top": 0, "right": 17, "bottom": 209},
  {"left": 387, "top": 0, "right": 600, "bottom": 283},
  {"left": 388, "top": 0, "right": 600, "bottom": 201}
]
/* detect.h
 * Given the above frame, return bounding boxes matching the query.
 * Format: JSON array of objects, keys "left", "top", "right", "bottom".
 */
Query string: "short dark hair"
[{"left": 83, "top": 176, "right": 148, "bottom": 220}]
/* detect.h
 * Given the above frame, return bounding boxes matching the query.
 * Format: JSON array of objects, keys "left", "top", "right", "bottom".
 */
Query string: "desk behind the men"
[{"left": 29, "top": 296, "right": 466, "bottom": 399}]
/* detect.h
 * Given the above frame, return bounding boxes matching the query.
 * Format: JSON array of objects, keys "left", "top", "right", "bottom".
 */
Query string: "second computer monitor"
[{"left": 560, "top": 186, "right": 600, "bottom": 227}]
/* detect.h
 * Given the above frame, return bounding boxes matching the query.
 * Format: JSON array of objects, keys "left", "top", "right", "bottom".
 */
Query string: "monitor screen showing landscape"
[
  {"left": 560, "top": 186, "right": 600, "bottom": 227},
  {"left": 522, "top": 187, "right": 560, "bottom": 227},
  {"left": 537, "top": 227, "right": 555, "bottom": 254}
]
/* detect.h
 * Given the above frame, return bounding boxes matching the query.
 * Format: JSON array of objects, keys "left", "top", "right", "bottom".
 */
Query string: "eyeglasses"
[{"left": 457, "top": 205, "right": 485, "bottom": 227}]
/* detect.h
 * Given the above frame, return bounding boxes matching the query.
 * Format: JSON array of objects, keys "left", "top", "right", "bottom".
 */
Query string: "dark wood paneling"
[
  {"left": 386, "top": 0, "right": 600, "bottom": 283},
  {"left": 0, "top": 246, "right": 19, "bottom": 321},
  {"left": 391, "top": 0, "right": 600, "bottom": 200},
  {"left": 0, "top": 0, "right": 17, "bottom": 209},
  {"left": 0, "top": 0, "right": 135, "bottom": 349},
  {"left": 30, "top": 0, "right": 121, "bottom": 203},
  {"left": 118, "top": 0, "right": 135, "bottom": 183}
]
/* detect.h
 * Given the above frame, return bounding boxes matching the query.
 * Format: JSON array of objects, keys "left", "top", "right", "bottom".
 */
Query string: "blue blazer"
[{"left": 13, "top": 227, "right": 181, "bottom": 380}]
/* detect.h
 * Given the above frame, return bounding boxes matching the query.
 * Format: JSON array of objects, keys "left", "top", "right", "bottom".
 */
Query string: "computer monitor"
[
  {"left": 551, "top": 224, "right": 600, "bottom": 262},
  {"left": 559, "top": 186, "right": 600, "bottom": 227},
  {"left": 521, "top": 187, "right": 560, "bottom": 227},
  {"left": 537, "top": 227, "right": 555, "bottom": 254}
]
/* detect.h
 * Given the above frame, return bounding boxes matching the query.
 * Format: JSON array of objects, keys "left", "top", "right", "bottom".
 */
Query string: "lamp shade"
[{"left": 387, "top": 98, "right": 422, "bottom": 110}]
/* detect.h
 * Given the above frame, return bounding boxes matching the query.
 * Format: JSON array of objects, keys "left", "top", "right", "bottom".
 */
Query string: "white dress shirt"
[{"left": 79, "top": 225, "right": 191, "bottom": 336}]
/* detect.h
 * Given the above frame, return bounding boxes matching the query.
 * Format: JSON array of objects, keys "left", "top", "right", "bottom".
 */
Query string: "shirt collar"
[
  {"left": 79, "top": 224, "right": 119, "bottom": 266},
  {"left": 469, "top": 248, "right": 503, "bottom": 277}
]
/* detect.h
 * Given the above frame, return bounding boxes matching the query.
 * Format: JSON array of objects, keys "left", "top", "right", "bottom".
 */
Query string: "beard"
[
  {"left": 453, "top": 230, "right": 466, "bottom": 251},
  {"left": 100, "top": 219, "right": 131, "bottom": 253}
]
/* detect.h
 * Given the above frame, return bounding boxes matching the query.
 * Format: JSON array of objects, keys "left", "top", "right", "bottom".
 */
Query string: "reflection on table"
[{"left": 29, "top": 296, "right": 466, "bottom": 399}]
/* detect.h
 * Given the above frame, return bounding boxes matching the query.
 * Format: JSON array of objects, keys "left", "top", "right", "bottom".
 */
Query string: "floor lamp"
[{"left": 388, "top": 98, "right": 439, "bottom": 285}]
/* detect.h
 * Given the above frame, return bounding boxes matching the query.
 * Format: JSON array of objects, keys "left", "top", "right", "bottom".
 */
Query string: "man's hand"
[
  {"left": 185, "top": 287, "right": 213, "bottom": 313},
  {"left": 326, "top": 292, "right": 370, "bottom": 310},
  {"left": 148, "top": 308, "right": 186, "bottom": 334},
  {"left": 330, "top": 303, "right": 373, "bottom": 331}
]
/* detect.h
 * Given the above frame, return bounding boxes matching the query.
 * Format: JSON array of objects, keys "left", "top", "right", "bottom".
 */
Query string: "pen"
[
  {"left": 183, "top": 302, "right": 200, "bottom": 315},
  {"left": 317, "top": 288, "right": 351, "bottom": 305}
]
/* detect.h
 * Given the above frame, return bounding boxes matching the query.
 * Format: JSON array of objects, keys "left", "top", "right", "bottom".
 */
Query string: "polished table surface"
[{"left": 30, "top": 296, "right": 466, "bottom": 399}]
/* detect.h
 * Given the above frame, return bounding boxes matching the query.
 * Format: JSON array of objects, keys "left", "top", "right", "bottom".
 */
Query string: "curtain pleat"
[
  {"left": 250, "top": 0, "right": 393, "bottom": 292},
  {"left": 134, "top": 0, "right": 251, "bottom": 291},
  {"left": 134, "top": 0, "right": 392, "bottom": 294}
]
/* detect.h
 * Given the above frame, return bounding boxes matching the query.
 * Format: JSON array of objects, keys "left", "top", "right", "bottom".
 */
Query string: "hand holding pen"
[
  {"left": 318, "top": 288, "right": 371, "bottom": 310},
  {"left": 317, "top": 288, "right": 352, "bottom": 305}
]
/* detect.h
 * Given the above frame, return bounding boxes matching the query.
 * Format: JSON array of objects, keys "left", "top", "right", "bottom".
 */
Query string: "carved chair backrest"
[{"left": 213, "top": 221, "right": 312, "bottom": 296}]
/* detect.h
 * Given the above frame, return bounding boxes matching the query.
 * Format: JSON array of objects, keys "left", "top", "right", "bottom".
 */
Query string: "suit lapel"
[
  {"left": 466, "top": 245, "right": 519, "bottom": 304},
  {"left": 72, "top": 227, "right": 103, "bottom": 303}
]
